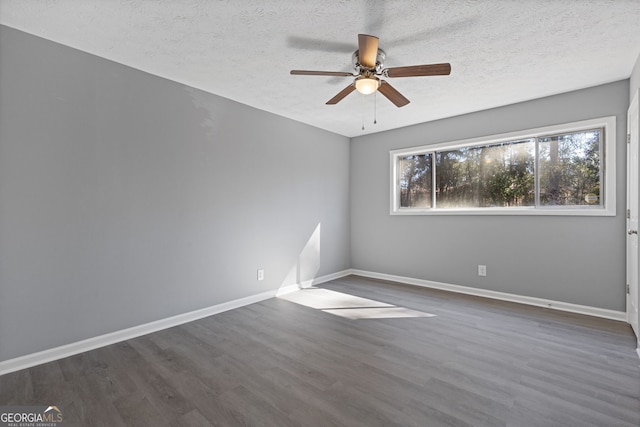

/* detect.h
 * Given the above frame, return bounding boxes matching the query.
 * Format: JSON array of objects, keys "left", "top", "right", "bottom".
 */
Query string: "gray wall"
[
  {"left": 351, "top": 81, "right": 629, "bottom": 311},
  {"left": 0, "top": 26, "right": 350, "bottom": 362}
]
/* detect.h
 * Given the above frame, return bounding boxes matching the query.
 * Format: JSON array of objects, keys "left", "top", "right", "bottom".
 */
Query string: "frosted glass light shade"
[{"left": 355, "top": 77, "right": 380, "bottom": 95}]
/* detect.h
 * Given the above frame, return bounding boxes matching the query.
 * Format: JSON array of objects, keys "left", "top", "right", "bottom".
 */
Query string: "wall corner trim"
[
  {"left": 0, "top": 270, "right": 352, "bottom": 376},
  {"left": 350, "top": 269, "right": 627, "bottom": 322}
]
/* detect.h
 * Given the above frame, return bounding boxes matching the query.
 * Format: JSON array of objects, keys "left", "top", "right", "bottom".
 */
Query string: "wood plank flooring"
[{"left": 1, "top": 275, "right": 639, "bottom": 426}]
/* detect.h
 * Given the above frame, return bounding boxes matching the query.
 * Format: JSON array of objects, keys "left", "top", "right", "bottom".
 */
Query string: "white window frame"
[{"left": 390, "top": 116, "right": 616, "bottom": 216}]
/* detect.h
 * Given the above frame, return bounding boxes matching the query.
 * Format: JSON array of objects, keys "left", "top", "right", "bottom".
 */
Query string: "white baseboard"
[
  {"left": 2, "top": 268, "right": 627, "bottom": 375},
  {"left": 0, "top": 270, "right": 351, "bottom": 376},
  {"left": 350, "top": 269, "right": 627, "bottom": 322},
  {"left": 276, "top": 269, "right": 351, "bottom": 295},
  {"left": 299, "top": 269, "right": 353, "bottom": 289}
]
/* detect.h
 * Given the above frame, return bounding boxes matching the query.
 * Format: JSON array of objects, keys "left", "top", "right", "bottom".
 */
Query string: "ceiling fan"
[{"left": 290, "top": 34, "right": 451, "bottom": 107}]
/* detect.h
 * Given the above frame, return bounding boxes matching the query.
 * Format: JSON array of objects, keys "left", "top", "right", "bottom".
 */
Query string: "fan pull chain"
[
  {"left": 361, "top": 93, "right": 365, "bottom": 130},
  {"left": 374, "top": 91, "right": 377, "bottom": 125}
]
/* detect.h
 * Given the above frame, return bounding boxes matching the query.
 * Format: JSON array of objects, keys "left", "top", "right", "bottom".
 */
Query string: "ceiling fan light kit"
[
  {"left": 290, "top": 34, "right": 451, "bottom": 108},
  {"left": 355, "top": 76, "right": 380, "bottom": 95}
]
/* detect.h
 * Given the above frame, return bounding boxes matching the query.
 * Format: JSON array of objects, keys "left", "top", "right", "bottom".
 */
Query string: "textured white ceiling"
[{"left": 1, "top": 0, "right": 640, "bottom": 137}]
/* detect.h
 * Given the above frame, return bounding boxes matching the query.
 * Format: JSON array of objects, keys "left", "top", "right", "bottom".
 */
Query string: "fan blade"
[
  {"left": 291, "top": 70, "right": 354, "bottom": 77},
  {"left": 385, "top": 63, "right": 451, "bottom": 78},
  {"left": 326, "top": 84, "right": 356, "bottom": 105},
  {"left": 377, "top": 81, "right": 410, "bottom": 107},
  {"left": 358, "top": 34, "right": 379, "bottom": 68}
]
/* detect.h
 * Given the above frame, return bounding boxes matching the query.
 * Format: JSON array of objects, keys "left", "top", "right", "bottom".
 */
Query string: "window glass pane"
[
  {"left": 399, "top": 154, "right": 432, "bottom": 208},
  {"left": 538, "top": 129, "right": 601, "bottom": 206},
  {"left": 435, "top": 140, "right": 535, "bottom": 208}
]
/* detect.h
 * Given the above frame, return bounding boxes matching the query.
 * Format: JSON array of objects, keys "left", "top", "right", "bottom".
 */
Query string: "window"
[{"left": 390, "top": 117, "right": 616, "bottom": 216}]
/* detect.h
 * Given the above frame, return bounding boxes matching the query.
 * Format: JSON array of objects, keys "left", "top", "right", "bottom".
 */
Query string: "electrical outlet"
[
  {"left": 257, "top": 269, "right": 265, "bottom": 281},
  {"left": 478, "top": 265, "right": 487, "bottom": 277}
]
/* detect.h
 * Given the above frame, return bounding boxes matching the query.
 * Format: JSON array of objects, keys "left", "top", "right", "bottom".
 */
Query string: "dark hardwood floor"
[{"left": 1, "top": 275, "right": 639, "bottom": 426}]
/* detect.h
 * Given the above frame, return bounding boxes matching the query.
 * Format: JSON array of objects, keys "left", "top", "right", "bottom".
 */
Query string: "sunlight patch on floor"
[
  {"left": 323, "top": 307, "right": 436, "bottom": 320},
  {"left": 278, "top": 288, "right": 392, "bottom": 309},
  {"left": 278, "top": 288, "right": 436, "bottom": 320}
]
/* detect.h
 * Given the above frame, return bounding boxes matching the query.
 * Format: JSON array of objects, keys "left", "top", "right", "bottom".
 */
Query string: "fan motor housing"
[{"left": 352, "top": 48, "right": 386, "bottom": 74}]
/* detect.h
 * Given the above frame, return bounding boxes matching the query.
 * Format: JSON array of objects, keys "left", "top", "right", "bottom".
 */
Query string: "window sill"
[{"left": 390, "top": 206, "right": 615, "bottom": 216}]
